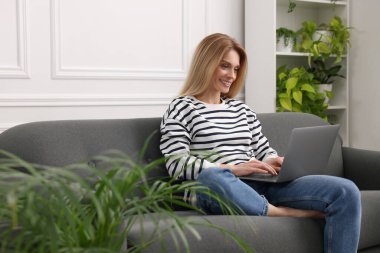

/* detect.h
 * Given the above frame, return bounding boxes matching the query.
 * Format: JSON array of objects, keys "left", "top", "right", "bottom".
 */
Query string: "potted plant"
[
  {"left": 276, "top": 65, "right": 328, "bottom": 121},
  {"left": 276, "top": 27, "right": 297, "bottom": 52},
  {"left": 296, "top": 20, "right": 332, "bottom": 66},
  {"left": 308, "top": 58, "right": 345, "bottom": 103},
  {"left": 297, "top": 16, "right": 351, "bottom": 65},
  {"left": 327, "top": 16, "right": 351, "bottom": 63},
  {"left": 0, "top": 149, "right": 253, "bottom": 252}
]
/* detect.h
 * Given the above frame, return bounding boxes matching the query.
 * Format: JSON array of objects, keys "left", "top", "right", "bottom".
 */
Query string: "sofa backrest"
[
  {"left": 0, "top": 112, "right": 343, "bottom": 178},
  {"left": 0, "top": 118, "right": 166, "bottom": 178}
]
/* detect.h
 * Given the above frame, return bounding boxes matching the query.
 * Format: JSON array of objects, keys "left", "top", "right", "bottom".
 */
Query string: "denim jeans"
[{"left": 195, "top": 168, "right": 361, "bottom": 253}]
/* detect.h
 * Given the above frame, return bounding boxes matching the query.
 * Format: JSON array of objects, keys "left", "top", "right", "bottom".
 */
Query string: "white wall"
[
  {"left": 0, "top": 0, "right": 244, "bottom": 133},
  {"left": 349, "top": 0, "right": 380, "bottom": 151}
]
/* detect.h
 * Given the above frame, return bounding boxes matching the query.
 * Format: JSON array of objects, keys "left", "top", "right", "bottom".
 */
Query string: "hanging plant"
[{"left": 276, "top": 27, "right": 297, "bottom": 52}]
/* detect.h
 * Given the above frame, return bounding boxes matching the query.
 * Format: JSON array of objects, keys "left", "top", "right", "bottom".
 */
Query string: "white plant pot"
[
  {"left": 317, "top": 84, "right": 333, "bottom": 104},
  {"left": 276, "top": 36, "right": 294, "bottom": 52},
  {"left": 312, "top": 30, "right": 332, "bottom": 43}
]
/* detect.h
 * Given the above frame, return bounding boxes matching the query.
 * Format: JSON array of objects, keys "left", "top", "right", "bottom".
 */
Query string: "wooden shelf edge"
[
  {"left": 277, "top": 0, "right": 347, "bottom": 7},
  {"left": 276, "top": 52, "right": 347, "bottom": 58},
  {"left": 327, "top": 105, "right": 347, "bottom": 110}
]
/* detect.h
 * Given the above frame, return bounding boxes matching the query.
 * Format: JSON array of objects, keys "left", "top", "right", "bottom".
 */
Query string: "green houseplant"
[
  {"left": 276, "top": 65, "right": 328, "bottom": 121},
  {"left": 308, "top": 58, "right": 345, "bottom": 103},
  {"left": 276, "top": 27, "right": 297, "bottom": 52},
  {"left": 0, "top": 148, "right": 253, "bottom": 253},
  {"left": 327, "top": 16, "right": 351, "bottom": 63},
  {"left": 297, "top": 20, "right": 332, "bottom": 66},
  {"left": 297, "top": 16, "right": 351, "bottom": 65},
  {"left": 309, "top": 58, "right": 345, "bottom": 84}
]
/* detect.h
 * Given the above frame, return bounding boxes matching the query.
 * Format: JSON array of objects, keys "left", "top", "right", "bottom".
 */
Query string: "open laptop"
[{"left": 239, "top": 124, "right": 340, "bottom": 183}]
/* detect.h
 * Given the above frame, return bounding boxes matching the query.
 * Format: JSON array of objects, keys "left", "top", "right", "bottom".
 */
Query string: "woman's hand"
[
  {"left": 264, "top": 156, "right": 284, "bottom": 173},
  {"left": 220, "top": 159, "right": 278, "bottom": 177}
]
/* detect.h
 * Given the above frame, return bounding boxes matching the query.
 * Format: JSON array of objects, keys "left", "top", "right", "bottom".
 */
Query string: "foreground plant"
[{"left": 0, "top": 148, "right": 253, "bottom": 253}]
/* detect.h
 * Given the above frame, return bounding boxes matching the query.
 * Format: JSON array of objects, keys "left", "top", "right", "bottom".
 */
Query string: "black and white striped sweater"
[{"left": 160, "top": 96, "right": 278, "bottom": 181}]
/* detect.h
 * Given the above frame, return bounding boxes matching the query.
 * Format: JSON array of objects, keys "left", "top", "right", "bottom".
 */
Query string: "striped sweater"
[{"left": 160, "top": 96, "right": 278, "bottom": 181}]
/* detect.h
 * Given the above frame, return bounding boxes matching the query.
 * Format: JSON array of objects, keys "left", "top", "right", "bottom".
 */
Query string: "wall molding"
[
  {"left": 51, "top": 0, "right": 189, "bottom": 80},
  {"left": 0, "top": 93, "right": 177, "bottom": 107},
  {"left": 0, "top": 93, "right": 245, "bottom": 107},
  {"left": 0, "top": 0, "right": 30, "bottom": 78},
  {"left": 0, "top": 92, "right": 245, "bottom": 133}
]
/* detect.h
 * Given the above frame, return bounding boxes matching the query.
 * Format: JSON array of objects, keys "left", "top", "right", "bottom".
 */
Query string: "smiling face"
[{"left": 208, "top": 49, "right": 240, "bottom": 100}]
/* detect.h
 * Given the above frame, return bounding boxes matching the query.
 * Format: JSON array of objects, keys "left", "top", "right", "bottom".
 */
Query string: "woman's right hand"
[{"left": 220, "top": 160, "right": 278, "bottom": 177}]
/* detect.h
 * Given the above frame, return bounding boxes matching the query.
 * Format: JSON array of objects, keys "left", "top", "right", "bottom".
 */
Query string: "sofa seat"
[
  {"left": 127, "top": 211, "right": 324, "bottom": 253},
  {"left": 126, "top": 190, "right": 380, "bottom": 253}
]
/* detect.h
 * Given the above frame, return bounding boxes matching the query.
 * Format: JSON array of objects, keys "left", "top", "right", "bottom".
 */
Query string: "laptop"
[{"left": 239, "top": 124, "right": 340, "bottom": 183}]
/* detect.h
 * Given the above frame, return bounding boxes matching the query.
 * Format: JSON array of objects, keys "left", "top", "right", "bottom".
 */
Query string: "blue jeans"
[{"left": 196, "top": 168, "right": 361, "bottom": 253}]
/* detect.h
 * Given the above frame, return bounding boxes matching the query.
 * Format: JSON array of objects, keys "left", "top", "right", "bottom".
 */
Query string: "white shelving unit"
[{"left": 245, "top": 0, "right": 350, "bottom": 145}]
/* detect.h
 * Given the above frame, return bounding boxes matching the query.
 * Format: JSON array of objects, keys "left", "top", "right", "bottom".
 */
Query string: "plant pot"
[
  {"left": 312, "top": 30, "right": 332, "bottom": 44},
  {"left": 317, "top": 84, "right": 333, "bottom": 103},
  {"left": 276, "top": 36, "right": 294, "bottom": 52}
]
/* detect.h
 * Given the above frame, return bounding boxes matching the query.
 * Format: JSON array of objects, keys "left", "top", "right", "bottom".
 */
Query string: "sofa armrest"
[{"left": 342, "top": 146, "right": 380, "bottom": 190}]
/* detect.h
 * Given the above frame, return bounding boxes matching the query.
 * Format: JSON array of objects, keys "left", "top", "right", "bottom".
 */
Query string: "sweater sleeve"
[
  {"left": 160, "top": 112, "right": 217, "bottom": 181},
  {"left": 248, "top": 110, "right": 278, "bottom": 161}
]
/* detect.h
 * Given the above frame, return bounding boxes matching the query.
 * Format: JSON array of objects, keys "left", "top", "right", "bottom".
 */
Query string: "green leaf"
[
  {"left": 312, "top": 44, "right": 320, "bottom": 58},
  {"left": 326, "top": 90, "right": 334, "bottom": 99},
  {"left": 289, "top": 67, "right": 299, "bottom": 76},
  {"left": 279, "top": 98, "right": 292, "bottom": 111},
  {"left": 293, "top": 91, "right": 303, "bottom": 105},
  {"left": 285, "top": 77, "right": 298, "bottom": 91},
  {"left": 316, "top": 92, "right": 326, "bottom": 100},
  {"left": 301, "top": 39, "right": 313, "bottom": 50},
  {"left": 307, "top": 92, "right": 316, "bottom": 101},
  {"left": 278, "top": 92, "right": 289, "bottom": 98},
  {"left": 293, "top": 103, "right": 301, "bottom": 112},
  {"left": 278, "top": 72, "right": 287, "bottom": 80},
  {"left": 301, "top": 84, "right": 316, "bottom": 93},
  {"left": 318, "top": 42, "right": 331, "bottom": 54}
]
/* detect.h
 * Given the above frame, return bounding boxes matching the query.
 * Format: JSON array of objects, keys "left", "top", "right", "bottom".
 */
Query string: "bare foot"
[{"left": 268, "top": 204, "right": 325, "bottom": 219}]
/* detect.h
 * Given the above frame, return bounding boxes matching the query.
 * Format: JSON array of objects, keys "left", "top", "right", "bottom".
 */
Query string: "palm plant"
[{"left": 0, "top": 147, "right": 253, "bottom": 253}]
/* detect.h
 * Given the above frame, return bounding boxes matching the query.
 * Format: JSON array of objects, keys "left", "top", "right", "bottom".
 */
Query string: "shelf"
[
  {"left": 278, "top": 0, "right": 347, "bottom": 8},
  {"left": 296, "top": 0, "right": 346, "bottom": 6},
  {"left": 276, "top": 52, "right": 309, "bottom": 57},
  {"left": 276, "top": 52, "right": 347, "bottom": 58},
  {"left": 327, "top": 105, "right": 346, "bottom": 110},
  {"left": 245, "top": 0, "right": 349, "bottom": 144}
]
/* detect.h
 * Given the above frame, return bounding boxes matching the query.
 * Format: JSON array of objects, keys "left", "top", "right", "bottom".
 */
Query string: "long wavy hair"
[{"left": 179, "top": 33, "right": 247, "bottom": 98}]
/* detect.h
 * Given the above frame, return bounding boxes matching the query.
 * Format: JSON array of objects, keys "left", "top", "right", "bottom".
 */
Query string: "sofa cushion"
[
  {"left": 128, "top": 191, "right": 380, "bottom": 252},
  {"left": 359, "top": 191, "right": 380, "bottom": 250},
  {"left": 127, "top": 211, "right": 324, "bottom": 253}
]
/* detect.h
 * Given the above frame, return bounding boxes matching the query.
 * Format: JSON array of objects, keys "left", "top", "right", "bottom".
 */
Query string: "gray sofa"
[{"left": 0, "top": 112, "right": 379, "bottom": 252}]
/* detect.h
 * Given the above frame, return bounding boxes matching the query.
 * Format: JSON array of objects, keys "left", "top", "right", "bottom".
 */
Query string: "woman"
[{"left": 160, "top": 33, "right": 361, "bottom": 252}]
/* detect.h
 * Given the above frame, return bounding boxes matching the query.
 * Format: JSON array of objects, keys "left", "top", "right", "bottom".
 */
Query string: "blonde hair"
[{"left": 179, "top": 33, "right": 247, "bottom": 98}]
